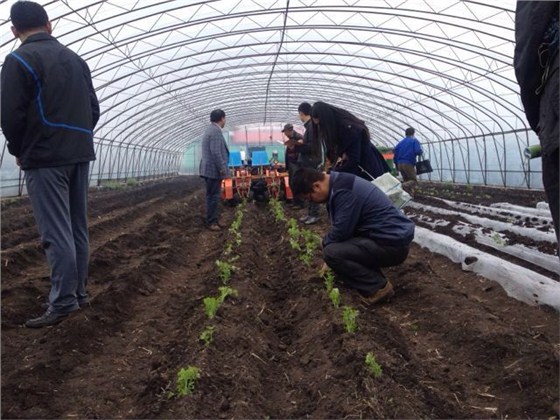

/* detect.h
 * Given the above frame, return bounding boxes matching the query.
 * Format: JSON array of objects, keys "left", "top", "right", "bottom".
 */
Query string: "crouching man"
[{"left": 291, "top": 167, "right": 415, "bottom": 304}]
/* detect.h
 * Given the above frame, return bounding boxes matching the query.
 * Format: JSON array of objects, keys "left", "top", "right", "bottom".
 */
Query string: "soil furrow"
[{"left": 2, "top": 177, "right": 558, "bottom": 419}]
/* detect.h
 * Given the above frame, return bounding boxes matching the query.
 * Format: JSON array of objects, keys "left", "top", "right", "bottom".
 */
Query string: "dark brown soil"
[{"left": 2, "top": 176, "right": 558, "bottom": 419}]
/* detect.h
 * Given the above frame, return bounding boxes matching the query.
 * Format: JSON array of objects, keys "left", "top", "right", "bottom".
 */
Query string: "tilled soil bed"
[{"left": 1, "top": 176, "right": 558, "bottom": 419}]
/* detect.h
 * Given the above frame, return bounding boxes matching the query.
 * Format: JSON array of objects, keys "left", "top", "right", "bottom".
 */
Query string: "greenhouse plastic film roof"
[{"left": 0, "top": 0, "right": 541, "bottom": 190}]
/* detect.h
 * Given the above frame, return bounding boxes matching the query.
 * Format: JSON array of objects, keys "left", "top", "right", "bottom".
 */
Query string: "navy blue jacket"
[
  {"left": 1, "top": 33, "right": 99, "bottom": 170},
  {"left": 323, "top": 172, "right": 415, "bottom": 248}
]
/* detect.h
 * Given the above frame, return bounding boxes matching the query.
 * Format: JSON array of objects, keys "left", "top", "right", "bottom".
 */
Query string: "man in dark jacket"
[
  {"left": 295, "top": 102, "right": 323, "bottom": 225},
  {"left": 310, "top": 101, "right": 390, "bottom": 181},
  {"left": 1, "top": 1, "right": 100, "bottom": 327},
  {"left": 292, "top": 167, "right": 414, "bottom": 304},
  {"left": 514, "top": 1, "right": 559, "bottom": 247},
  {"left": 282, "top": 123, "right": 304, "bottom": 208}
]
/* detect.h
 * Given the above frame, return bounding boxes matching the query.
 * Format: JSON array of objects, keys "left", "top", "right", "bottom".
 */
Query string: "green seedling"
[
  {"left": 228, "top": 208, "right": 244, "bottom": 232},
  {"left": 329, "top": 287, "right": 340, "bottom": 308},
  {"left": 102, "top": 180, "right": 125, "bottom": 190},
  {"left": 298, "top": 229, "right": 321, "bottom": 266},
  {"left": 323, "top": 269, "right": 335, "bottom": 293},
  {"left": 269, "top": 199, "right": 287, "bottom": 222},
  {"left": 299, "top": 253, "right": 312, "bottom": 266},
  {"left": 216, "top": 259, "right": 233, "bottom": 283},
  {"left": 218, "top": 286, "right": 238, "bottom": 303},
  {"left": 302, "top": 230, "right": 321, "bottom": 251},
  {"left": 230, "top": 219, "right": 241, "bottom": 233},
  {"left": 175, "top": 366, "right": 200, "bottom": 397},
  {"left": 365, "top": 352, "right": 382, "bottom": 378},
  {"left": 199, "top": 326, "right": 215, "bottom": 347},
  {"left": 289, "top": 237, "right": 302, "bottom": 251},
  {"left": 287, "top": 218, "right": 301, "bottom": 239},
  {"left": 234, "top": 231, "right": 242, "bottom": 247},
  {"left": 224, "top": 242, "right": 234, "bottom": 256},
  {"left": 492, "top": 233, "right": 506, "bottom": 246},
  {"left": 288, "top": 217, "right": 298, "bottom": 228},
  {"left": 203, "top": 296, "right": 220, "bottom": 319},
  {"left": 342, "top": 306, "right": 359, "bottom": 333},
  {"left": 275, "top": 209, "right": 286, "bottom": 222}
]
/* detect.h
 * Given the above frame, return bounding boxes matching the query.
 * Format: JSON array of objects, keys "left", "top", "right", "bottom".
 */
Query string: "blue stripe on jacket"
[{"left": 10, "top": 52, "right": 93, "bottom": 136}]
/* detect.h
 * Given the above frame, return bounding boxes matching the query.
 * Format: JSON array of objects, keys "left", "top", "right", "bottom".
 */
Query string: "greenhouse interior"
[{"left": 1, "top": 1, "right": 558, "bottom": 419}]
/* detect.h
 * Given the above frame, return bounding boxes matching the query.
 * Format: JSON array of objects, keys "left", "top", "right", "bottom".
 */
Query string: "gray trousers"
[
  {"left": 25, "top": 162, "right": 90, "bottom": 314},
  {"left": 203, "top": 176, "right": 222, "bottom": 225},
  {"left": 323, "top": 237, "right": 409, "bottom": 296}
]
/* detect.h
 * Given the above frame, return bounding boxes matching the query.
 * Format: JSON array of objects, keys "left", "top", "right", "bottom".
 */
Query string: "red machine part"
[{"left": 222, "top": 167, "right": 293, "bottom": 201}]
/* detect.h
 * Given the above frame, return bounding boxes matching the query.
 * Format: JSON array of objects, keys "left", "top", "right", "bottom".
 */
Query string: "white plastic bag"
[{"left": 371, "top": 172, "right": 412, "bottom": 208}]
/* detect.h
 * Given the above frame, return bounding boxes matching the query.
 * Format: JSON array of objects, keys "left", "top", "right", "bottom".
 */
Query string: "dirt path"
[{"left": 1, "top": 176, "right": 558, "bottom": 419}]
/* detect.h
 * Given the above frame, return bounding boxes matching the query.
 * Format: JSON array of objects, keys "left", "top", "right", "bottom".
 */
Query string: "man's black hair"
[
  {"left": 291, "top": 167, "right": 324, "bottom": 197},
  {"left": 11, "top": 1, "right": 49, "bottom": 32},
  {"left": 210, "top": 109, "right": 226, "bottom": 123},
  {"left": 298, "top": 102, "right": 312, "bottom": 116},
  {"left": 405, "top": 127, "right": 415, "bottom": 137}
]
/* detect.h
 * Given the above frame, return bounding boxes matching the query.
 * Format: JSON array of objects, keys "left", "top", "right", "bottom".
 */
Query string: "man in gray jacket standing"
[
  {"left": 199, "top": 109, "right": 229, "bottom": 231},
  {"left": 1, "top": 1, "right": 99, "bottom": 328}
]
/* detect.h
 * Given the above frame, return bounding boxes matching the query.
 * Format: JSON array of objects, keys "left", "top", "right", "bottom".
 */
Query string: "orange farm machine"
[{"left": 221, "top": 151, "right": 293, "bottom": 204}]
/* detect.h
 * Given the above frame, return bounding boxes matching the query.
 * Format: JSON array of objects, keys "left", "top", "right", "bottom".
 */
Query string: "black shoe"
[
  {"left": 41, "top": 299, "right": 89, "bottom": 310},
  {"left": 25, "top": 310, "right": 69, "bottom": 328},
  {"left": 79, "top": 299, "right": 91, "bottom": 308}
]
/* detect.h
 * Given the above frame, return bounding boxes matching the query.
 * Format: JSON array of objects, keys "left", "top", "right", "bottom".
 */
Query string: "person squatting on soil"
[
  {"left": 1, "top": 1, "right": 100, "bottom": 328},
  {"left": 310, "top": 101, "right": 390, "bottom": 181},
  {"left": 393, "top": 127, "right": 423, "bottom": 195},
  {"left": 291, "top": 168, "right": 415, "bottom": 304},
  {"left": 199, "top": 109, "right": 230, "bottom": 231},
  {"left": 294, "top": 102, "right": 324, "bottom": 225},
  {"left": 514, "top": 1, "right": 559, "bottom": 251},
  {"left": 282, "top": 123, "right": 305, "bottom": 209}
]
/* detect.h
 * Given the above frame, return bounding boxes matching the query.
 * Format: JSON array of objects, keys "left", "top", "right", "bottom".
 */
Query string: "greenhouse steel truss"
[{"left": 0, "top": 0, "right": 541, "bottom": 196}]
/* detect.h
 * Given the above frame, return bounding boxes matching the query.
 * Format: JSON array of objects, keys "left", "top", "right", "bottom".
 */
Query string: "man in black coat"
[
  {"left": 1, "top": 1, "right": 100, "bottom": 327},
  {"left": 514, "top": 1, "right": 559, "bottom": 248},
  {"left": 294, "top": 102, "right": 323, "bottom": 225},
  {"left": 282, "top": 123, "right": 305, "bottom": 208}
]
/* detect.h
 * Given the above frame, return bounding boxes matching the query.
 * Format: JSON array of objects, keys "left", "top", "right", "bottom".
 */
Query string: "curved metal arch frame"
[
  {"left": 4, "top": 2, "right": 517, "bottom": 129},
  {"left": 96, "top": 60, "right": 510, "bottom": 148},
  {"left": 82, "top": 18, "right": 522, "bottom": 142},
  {"left": 123, "top": 78, "right": 497, "bottom": 179},
  {"left": 86, "top": 25, "right": 520, "bottom": 130},
  {"left": 114, "top": 78, "right": 472, "bottom": 150},
  {"left": 87, "top": 25, "right": 513, "bottom": 102},
  {"left": 92, "top": 33, "right": 521, "bottom": 113},
  {"left": 61, "top": 5, "right": 516, "bottom": 133},
  {"left": 12, "top": 1, "right": 513, "bottom": 59},
  {"left": 1, "top": 2, "right": 522, "bottom": 142},
  {"left": 0, "top": 0, "right": 535, "bottom": 191}
]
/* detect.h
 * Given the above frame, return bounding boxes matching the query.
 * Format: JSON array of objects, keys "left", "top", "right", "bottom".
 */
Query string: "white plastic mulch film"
[{"left": 0, "top": 0, "right": 542, "bottom": 194}]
